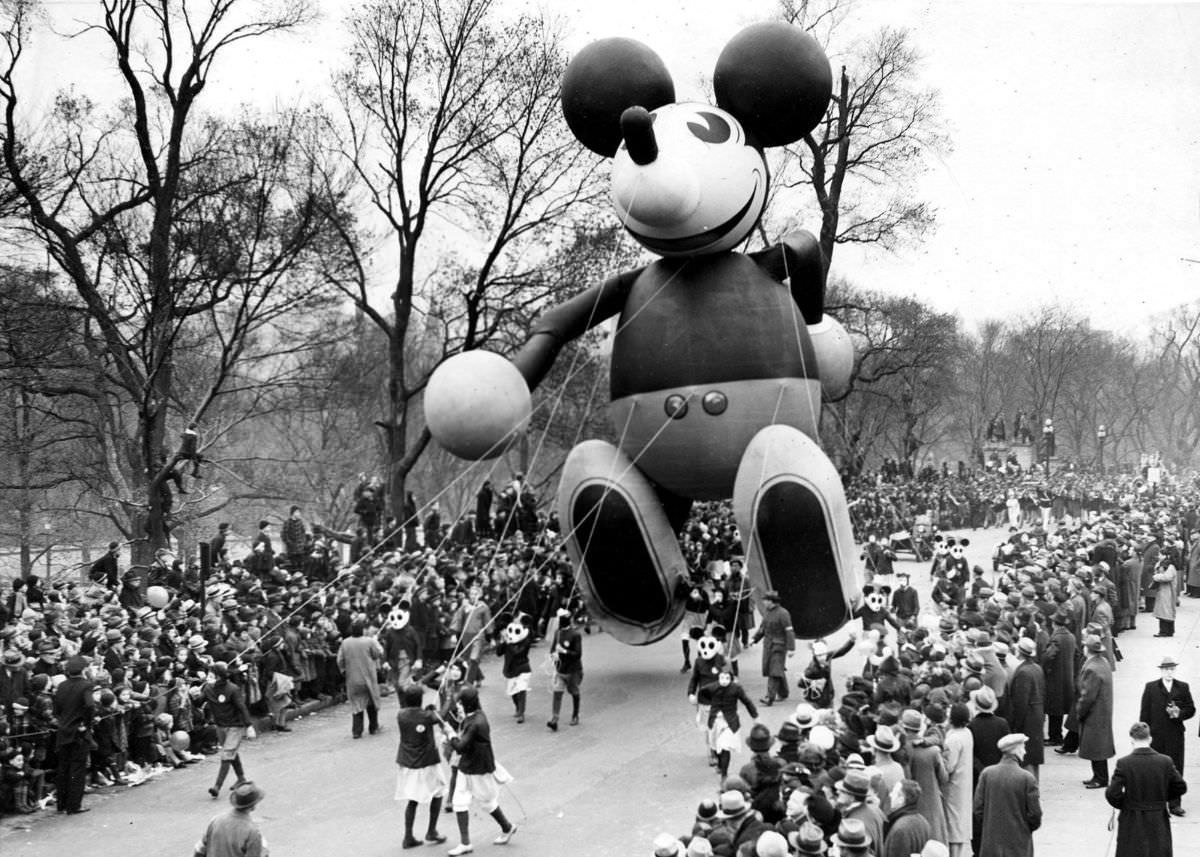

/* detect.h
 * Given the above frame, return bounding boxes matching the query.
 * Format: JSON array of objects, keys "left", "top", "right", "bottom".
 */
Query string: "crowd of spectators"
[
  {"left": 653, "top": 470, "right": 1199, "bottom": 857},
  {"left": 2, "top": 460, "right": 1197, "bottom": 857},
  {"left": 0, "top": 480, "right": 583, "bottom": 818}
]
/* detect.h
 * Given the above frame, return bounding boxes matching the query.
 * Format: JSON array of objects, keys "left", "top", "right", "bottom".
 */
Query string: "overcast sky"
[{"left": 21, "top": 0, "right": 1200, "bottom": 333}]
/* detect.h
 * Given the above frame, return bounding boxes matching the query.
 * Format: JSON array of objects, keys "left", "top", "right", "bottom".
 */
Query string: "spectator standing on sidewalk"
[
  {"left": 1138, "top": 656, "right": 1195, "bottom": 816},
  {"left": 1105, "top": 721, "right": 1187, "bottom": 857}
]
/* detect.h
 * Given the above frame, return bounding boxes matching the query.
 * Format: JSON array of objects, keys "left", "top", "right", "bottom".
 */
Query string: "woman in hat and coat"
[
  {"left": 900, "top": 708, "right": 948, "bottom": 844},
  {"left": 942, "top": 702, "right": 974, "bottom": 857},
  {"left": 1077, "top": 635, "right": 1116, "bottom": 788}
]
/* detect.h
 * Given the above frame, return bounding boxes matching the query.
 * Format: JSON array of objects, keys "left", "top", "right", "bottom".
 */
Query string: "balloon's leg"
[
  {"left": 732, "top": 425, "right": 861, "bottom": 639},
  {"left": 557, "top": 440, "right": 689, "bottom": 646}
]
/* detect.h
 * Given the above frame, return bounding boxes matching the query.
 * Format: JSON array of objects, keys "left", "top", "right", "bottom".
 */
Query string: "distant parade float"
[{"left": 425, "top": 22, "right": 860, "bottom": 645}]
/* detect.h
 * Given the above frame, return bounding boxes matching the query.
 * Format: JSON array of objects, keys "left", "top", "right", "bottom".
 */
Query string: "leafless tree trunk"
[{"left": 332, "top": 0, "right": 603, "bottom": 519}]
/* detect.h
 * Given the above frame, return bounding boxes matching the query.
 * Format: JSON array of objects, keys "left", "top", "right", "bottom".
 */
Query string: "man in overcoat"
[
  {"left": 1105, "top": 721, "right": 1187, "bottom": 857},
  {"left": 52, "top": 655, "right": 97, "bottom": 814},
  {"left": 1043, "top": 608, "right": 1076, "bottom": 747},
  {"left": 1005, "top": 638, "right": 1046, "bottom": 780},
  {"left": 337, "top": 620, "right": 384, "bottom": 738},
  {"left": 751, "top": 590, "right": 794, "bottom": 706},
  {"left": 973, "top": 733, "right": 1042, "bottom": 857},
  {"left": 1078, "top": 635, "right": 1116, "bottom": 788},
  {"left": 1138, "top": 656, "right": 1195, "bottom": 815}
]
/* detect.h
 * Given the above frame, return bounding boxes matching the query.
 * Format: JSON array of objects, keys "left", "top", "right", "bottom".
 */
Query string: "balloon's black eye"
[{"left": 687, "top": 111, "right": 731, "bottom": 143}]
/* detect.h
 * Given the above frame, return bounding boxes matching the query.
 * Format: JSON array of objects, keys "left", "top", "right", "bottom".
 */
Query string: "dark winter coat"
[
  {"left": 1042, "top": 625, "right": 1076, "bottom": 717},
  {"left": 973, "top": 757, "right": 1042, "bottom": 857},
  {"left": 968, "top": 712, "right": 1010, "bottom": 786},
  {"left": 1004, "top": 659, "right": 1046, "bottom": 766},
  {"left": 1139, "top": 679, "right": 1195, "bottom": 771},
  {"left": 752, "top": 603, "right": 795, "bottom": 679},
  {"left": 882, "top": 804, "right": 932, "bottom": 857},
  {"left": 706, "top": 681, "right": 758, "bottom": 734},
  {"left": 1077, "top": 653, "right": 1116, "bottom": 761},
  {"left": 1105, "top": 747, "right": 1187, "bottom": 857}
]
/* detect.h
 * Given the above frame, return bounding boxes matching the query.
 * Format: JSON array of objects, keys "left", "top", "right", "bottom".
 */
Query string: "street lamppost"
[
  {"left": 43, "top": 521, "right": 52, "bottom": 578},
  {"left": 1042, "top": 418, "right": 1055, "bottom": 477},
  {"left": 1097, "top": 424, "right": 1107, "bottom": 474}
]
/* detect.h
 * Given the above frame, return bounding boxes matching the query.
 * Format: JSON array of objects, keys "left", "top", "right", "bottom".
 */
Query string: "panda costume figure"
[
  {"left": 687, "top": 625, "right": 730, "bottom": 767},
  {"left": 947, "top": 537, "right": 971, "bottom": 580},
  {"left": 425, "top": 22, "right": 861, "bottom": 649},
  {"left": 381, "top": 601, "right": 423, "bottom": 692},
  {"left": 854, "top": 585, "right": 899, "bottom": 635},
  {"left": 493, "top": 614, "right": 534, "bottom": 723}
]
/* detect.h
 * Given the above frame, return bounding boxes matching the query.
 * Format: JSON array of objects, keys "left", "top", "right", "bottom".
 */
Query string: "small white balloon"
[
  {"left": 808, "top": 316, "right": 855, "bottom": 400},
  {"left": 425, "top": 352, "right": 531, "bottom": 460}
]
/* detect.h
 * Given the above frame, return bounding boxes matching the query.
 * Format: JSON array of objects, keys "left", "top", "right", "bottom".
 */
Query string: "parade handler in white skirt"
[
  {"left": 705, "top": 665, "right": 760, "bottom": 788},
  {"left": 445, "top": 686, "right": 518, "bottom": 855},
  {"left": 395, "top": 684, "right": 449, "bottom": 849}
]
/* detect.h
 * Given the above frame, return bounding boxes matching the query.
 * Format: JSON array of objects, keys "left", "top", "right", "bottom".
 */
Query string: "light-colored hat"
[
  {"left": 865, "top": 724, "right": 899, "bottom": 754},
  {"left": 793, "top": 703, "right": 817, "bottom": 729},
  {"left": 685, "top": 838, "right": 713, "bottom": 857},
  {"left": 717, "top": 790, "right": 751, "bottom": 818},
  {"left": 652, "top": 833, "right": 685, "bottom": 857},
  {"left": 971, "top": 686, "right": 998, "bottom": 712},
  {"left": 1016, "top": 638, "right": 1038, "bottom": 658},
  {"left": 997, "top": 733, "right": 1029, "bottom": 754},
  {"left": 755, "top": 831, "right": 789, "bottom": 857},
  {"left": 1159, "top": 656, "right": 1179, "bottom": 669}
]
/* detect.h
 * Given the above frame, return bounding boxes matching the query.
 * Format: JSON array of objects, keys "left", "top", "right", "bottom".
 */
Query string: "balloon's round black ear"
[
  {"left": 713, "top": 22, "right": 832, "bottom": 148},
  {"left": 561, "top": 37, "right": 675, "bottom": 157}
]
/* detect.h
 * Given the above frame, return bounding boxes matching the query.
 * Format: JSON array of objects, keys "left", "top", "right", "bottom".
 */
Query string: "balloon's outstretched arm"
[
  {"left": 510, "top": 267, "right": 642, "bottom": 389},
  {"left": 746, "top": 229, "right": 826, "bottom": 324}
]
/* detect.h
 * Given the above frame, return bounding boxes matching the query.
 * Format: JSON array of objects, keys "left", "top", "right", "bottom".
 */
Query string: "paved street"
[{"left": 4, "top": 526, "right": 1199, "bottom": 856}]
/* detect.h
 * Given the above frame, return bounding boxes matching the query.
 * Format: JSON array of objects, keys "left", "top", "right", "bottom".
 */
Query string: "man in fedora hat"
[
  {"left": 831, "top": 817, "right": 874, "bottom": 856},
  {"left": 967, "top": 687, "right": 1009, "bottom": 788},
  {"left": 1105, "top": 721, "right": 1188, "bottom": 857},
  {"left": 835, "top": 769, "right": 885, "bottom": 852},
  {"left": 713, "top": 788, "right": 770, "bottom": 853},
  {"left": 751, "top": 590, "right": 795, "bottom": 707},
  {"left": 1004, "top": 637, "right": 1046, "bottom": 781},
  {"left": 1078, "top": 635, "right": 1116, "bottom": 788},
  {"left": 1139, "top": 656, "right": 1195, "bottom": 815},
  {"left": 194, "top": 780, "right": 268, "bottom": 857},
  {"left": 973, "top": 734, "right": 1041, "bottom": 857},
  {"left": 1044, "top": 607, "right": 1077, "bottom": 748},
  {"left": 788, "top": 820, "right": 827, "bottom": 855}
]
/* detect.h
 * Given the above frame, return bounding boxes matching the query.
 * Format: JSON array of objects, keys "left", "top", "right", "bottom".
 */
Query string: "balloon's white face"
[{"left": 611, "top": 103, "right": 766, "bottom": 257}]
